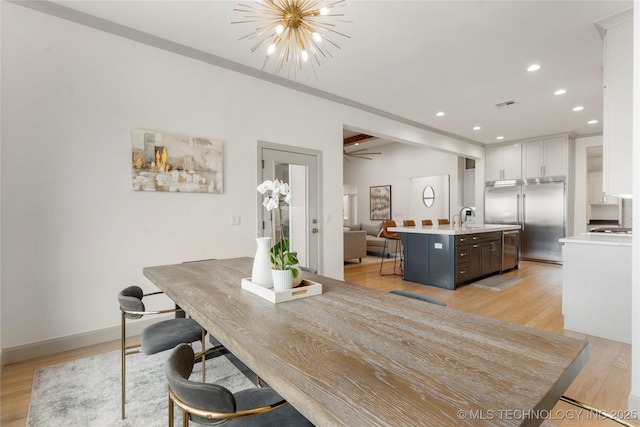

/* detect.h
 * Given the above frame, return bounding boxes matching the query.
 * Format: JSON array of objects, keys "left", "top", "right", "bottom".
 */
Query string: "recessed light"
[
  {"left": 554, "top": 89, "right": 567, "bottom": 95},
  {"left": 587, "top": 120, "right": 598, "bottom": 125},
  {"left": 527, "top": 64, "right": 541, "bottom": 72},
  {"left": 436, "top": 112, "right": 445, "bottom": 117},
  {"left": 473, "top": 126, "right": 481, "bottom": 131},
  {"left": 573, "top": 106, "right": 584, "bottom": 111},
  {"left": 496, "top": 136, "right": 504, "bottom": 140},
  {"left": 354, "top": 142, "right": 359, "bottom": 146}
]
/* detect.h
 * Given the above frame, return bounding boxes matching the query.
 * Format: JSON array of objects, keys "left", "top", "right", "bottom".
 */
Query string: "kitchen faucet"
[{"left": 458, "top": 207, "right": 476, "bottom": 227}]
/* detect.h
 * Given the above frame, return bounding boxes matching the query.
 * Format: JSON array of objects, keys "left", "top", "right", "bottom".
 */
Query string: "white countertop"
[
  {"left": 559, "top": 233, "right": 632, "bottom": 247},
  {"left": 388, "top": 224, "right": 521, "bottom": 236}
]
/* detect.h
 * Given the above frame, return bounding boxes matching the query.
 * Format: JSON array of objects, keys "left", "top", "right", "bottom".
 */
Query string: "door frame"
[{"left": 257, "top": 140, "right": 323, "bottom": 273}]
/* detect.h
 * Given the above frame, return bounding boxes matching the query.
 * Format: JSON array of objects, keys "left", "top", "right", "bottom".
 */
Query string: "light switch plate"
[{"left": 230, "top": 215, "right": 241, "bottom": 225}]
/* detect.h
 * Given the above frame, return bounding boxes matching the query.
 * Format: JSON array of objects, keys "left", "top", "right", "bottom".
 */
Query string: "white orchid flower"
[
  {"left": 284, "top": 192, "right": 292, "bottom": 204},
  {"left": 257, "top": 180, "right": 273, "bottom": 194},
  {"left": 264, "top": 197, "right": 279, "bottom": 211}
]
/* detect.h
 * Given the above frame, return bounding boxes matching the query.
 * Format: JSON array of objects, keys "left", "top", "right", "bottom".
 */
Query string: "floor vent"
[{"left": 494, "top": 99, "right": 518, "bottom": 108}]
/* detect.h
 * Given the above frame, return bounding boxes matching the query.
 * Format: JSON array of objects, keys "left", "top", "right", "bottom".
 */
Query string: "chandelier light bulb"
[{"left": 233, "top": 0, "right": 350, "bottom": 79}]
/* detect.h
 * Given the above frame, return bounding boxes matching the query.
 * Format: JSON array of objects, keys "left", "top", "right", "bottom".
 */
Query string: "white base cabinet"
[{"left": 561, "top": 235, "right": 631, "bottom": 344}]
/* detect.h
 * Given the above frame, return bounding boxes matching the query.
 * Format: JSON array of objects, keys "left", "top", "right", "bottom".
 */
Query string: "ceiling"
[{"left": 42, "top": 0, "right": 633, "bottom": 147}]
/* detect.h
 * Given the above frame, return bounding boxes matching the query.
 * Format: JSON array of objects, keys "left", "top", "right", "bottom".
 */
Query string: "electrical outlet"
[{"left": 230, "top": 215, "right": 241, "bottom": 225}]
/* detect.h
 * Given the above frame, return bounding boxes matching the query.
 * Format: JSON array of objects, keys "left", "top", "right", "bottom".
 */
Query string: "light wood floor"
[
  {"left": 1, "top": 260, "right": 633, "bottom": 426},
  {"left": 346, "top": 259, "right": 633, "bottom": 427}
]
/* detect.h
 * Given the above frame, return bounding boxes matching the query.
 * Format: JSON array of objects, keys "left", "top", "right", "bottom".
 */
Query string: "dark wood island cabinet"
[{"left": 391, "top": 225, "right": 519, "bottom": 290}]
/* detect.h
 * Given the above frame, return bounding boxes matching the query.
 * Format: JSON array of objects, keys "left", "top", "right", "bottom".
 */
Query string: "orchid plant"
[{"left": 257, "top": 179, "right": 299, "bottom": 278}]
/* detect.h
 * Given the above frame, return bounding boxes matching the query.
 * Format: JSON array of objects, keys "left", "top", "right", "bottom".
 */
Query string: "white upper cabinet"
[
  {"left": 522, "top": 137, "right": 568, "bottom": 178},
  {"left": 485, "top": 144, "right": 521, "bottom": 181},
  {"left": 587, "top": 170, "right": 617, "bottom": 205},
  {"left": 599, "top": 11, "right": 633, "bottom": 197}
]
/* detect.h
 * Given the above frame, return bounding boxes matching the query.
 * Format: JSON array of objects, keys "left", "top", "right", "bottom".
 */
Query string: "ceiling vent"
[{"left": 494, "top": 99, "right": 519, "bottom": 109}]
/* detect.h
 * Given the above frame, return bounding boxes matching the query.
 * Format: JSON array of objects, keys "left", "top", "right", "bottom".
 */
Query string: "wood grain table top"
[{"left": 143, "top": 257, "right": 589, "bottom": 427}]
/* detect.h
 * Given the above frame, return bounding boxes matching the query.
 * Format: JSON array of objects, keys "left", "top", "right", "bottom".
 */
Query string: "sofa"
[
  {"left": 345, "top": 222, "right": 401, "bottom": 257},
  {"left": 343, "top": 228, "right": 366, "bottom": 262}
]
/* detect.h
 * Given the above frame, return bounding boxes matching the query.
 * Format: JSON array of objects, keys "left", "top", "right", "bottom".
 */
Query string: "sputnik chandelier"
[{"left": 233, "top": 0, "right": 349, "bottom": 79}]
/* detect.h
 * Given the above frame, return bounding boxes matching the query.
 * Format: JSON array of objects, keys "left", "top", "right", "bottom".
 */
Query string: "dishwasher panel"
[{"left": 502, "top": 230, "right": 519, "bottom": 272}]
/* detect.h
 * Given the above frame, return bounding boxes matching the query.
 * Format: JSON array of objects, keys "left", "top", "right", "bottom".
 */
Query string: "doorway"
[{"left": 259, "top": 143, "right": 321, "bottom": 272}]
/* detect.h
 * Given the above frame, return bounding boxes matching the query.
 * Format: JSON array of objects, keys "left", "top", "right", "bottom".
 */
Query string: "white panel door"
[{"left": 261, "top": 147, "right": 320, "bottom": 272}]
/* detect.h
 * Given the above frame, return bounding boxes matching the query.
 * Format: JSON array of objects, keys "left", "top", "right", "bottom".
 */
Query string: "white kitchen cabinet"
[
  {"left": 485, "top": 144, "right": 521, "bottom": 181},
  {"left": 522, "top": 137, "right": 567, "bottom": 178},
  {"left": 588, "top": 171, "right": 618, "bottom": 205},
  {"left": 600, "top": 12, "right": 633, "bottom": 197},
  {"left": 561, "top": 235, "right": 631, "bottom": 344}
]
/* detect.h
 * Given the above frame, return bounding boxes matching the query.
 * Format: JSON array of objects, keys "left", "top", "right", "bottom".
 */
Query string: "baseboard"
[
  {"left": 1, "top": 316, "right": 167, "bottom": 367},
  {"left": 628, "top": 392, "right": 640, "bottom": 413}
]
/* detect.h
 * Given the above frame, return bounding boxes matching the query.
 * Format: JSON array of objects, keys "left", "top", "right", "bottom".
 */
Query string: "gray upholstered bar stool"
[
  {"left": 118, "top": 286, "right": 215, "bottom": 420},
  {"left": 165, "top": 344, "right": 314, "bottom": 427}
]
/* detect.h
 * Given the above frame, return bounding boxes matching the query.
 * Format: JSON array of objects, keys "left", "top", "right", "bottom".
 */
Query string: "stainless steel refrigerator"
[{"left": 485, "top": 179, "right": 565, "bottom": 263}]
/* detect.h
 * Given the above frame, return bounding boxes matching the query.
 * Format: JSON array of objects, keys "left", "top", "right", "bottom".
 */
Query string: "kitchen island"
[
  {"left": 560, "top": 233, "right": 631, "bottom": 344},
  {"left": 389, "top": 224, "right": 521, "bottom": 290}
]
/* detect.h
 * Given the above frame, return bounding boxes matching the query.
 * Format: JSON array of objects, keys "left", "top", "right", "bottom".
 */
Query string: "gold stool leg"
[
  {"left": 201, "top": 329, "right": 206, "bottom": 382},
  {"left": 168, "top": 388, "right": 174, "bottom": 427},
  {"left": 121, "top": 312, "right": 126, "bottom": 420}
]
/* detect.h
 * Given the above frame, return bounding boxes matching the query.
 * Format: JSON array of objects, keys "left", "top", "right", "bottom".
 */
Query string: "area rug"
[
  {"left": 26, "top": 345, "right": 255, "bottom": 427},
  {"left": 344, "top": 255, "right": 397, "bottom": 268},
  {"left": 471, "top": 275, "right": 524, "bottom": 291}
]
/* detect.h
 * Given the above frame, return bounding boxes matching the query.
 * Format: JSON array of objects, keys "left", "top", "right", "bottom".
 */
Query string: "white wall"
[
  {"left": 409, "top": 175, "right": 450, "bottom": 222},
  {"left": 629, "top": 2, "right": 640, "bottom": 414},
  {"left": 343, "top": 143, "right": 460, "bottom": 226},
  {"left": 0, "top": 0, "right": 3, "bottom": 365},
  {"left": 0, "top": 2, "right": 480, "bottom": 359}
]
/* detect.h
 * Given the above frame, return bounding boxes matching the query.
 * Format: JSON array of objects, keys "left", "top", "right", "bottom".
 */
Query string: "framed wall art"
[
  {"left": 370, "top": 185, "right": 391, "bottom": 221},
  {"left": 131, "top": 129, "right": 223, "bottom": 193}
]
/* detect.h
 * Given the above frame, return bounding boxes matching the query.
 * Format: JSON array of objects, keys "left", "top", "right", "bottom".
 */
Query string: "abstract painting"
[
  {"left": 131, "top": 129, "right": 223, "bottom": 193},
  {"left": 370, "top": 185, "right": 391, "bottom": 220}
]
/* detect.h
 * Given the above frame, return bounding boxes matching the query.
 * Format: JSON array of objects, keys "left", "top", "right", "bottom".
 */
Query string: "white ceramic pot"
[
  {"left": 272, "top": 269, "right": 293, "bottom": 292},
  {"left": 291, "top": 264, "right": 303, "bottom": 288},
  {"left": 251, "top": 237, "right": 273, "bottom": 288}
]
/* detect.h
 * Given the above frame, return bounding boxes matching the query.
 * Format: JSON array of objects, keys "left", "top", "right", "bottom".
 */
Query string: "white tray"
[{"left": 241, "top": 278, "right": 322, "bottom": 303}]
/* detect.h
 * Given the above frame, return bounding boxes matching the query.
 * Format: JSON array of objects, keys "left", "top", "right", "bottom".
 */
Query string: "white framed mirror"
[{"left": 423, "top": 186, "right": 435, "bottom": 207}]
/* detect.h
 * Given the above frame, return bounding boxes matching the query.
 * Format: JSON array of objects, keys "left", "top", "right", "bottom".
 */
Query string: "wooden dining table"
[{"left": 143, "top": 257, "right": 589, "bottom": 427}]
